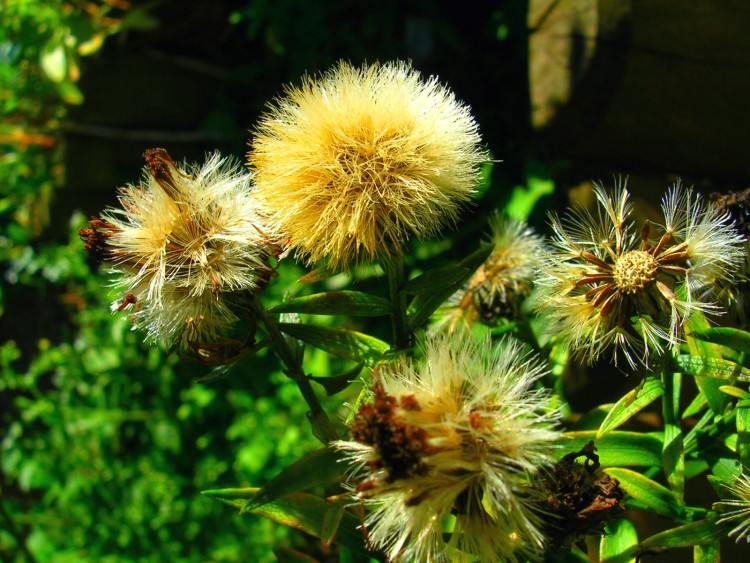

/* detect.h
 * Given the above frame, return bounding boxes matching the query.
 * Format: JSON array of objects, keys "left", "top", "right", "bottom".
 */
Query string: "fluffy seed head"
[
  {"left": 80, "top": 149, "right": 276, "bottom": 349},
  {"left": 531, "top": 181, "right": 745, "bottom": 368},
  {"left": 436, "top": 214, "right": 543, "bottom": 331},
  {"left": 248, "top": 60, "right": 487, "bottom": 271},
  {"left": 335, "top": 333, "right": 562, "bottom": 562}
]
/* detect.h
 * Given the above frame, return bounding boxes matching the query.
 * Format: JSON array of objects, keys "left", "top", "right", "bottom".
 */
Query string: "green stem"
[
  {"left": 250, "top": 296, "right": 338, "bottom": 444},
  {"left": 381, "top": 253, "right": 410, "bottom": 350}
]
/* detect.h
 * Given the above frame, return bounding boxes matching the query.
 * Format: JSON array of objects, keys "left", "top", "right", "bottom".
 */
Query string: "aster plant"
[{"left": 81, "top": 59, "right": 750, "bottom": 563}]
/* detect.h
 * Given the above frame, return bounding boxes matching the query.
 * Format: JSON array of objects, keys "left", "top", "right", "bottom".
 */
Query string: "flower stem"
[
  {"left": 250, "top": 296, "right": 338, "bottom": 444},
  {"left": 381, "top": 253, "right": 410, "bottom": 350}
]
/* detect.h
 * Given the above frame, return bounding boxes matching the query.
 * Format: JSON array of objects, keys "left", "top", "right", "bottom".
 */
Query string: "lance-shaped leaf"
[
  {"left": 204, "top": 488, "right": 368, "bottom": 555},
  {"left": 692, "top": 327, "right": 750, "bottom": 354},
  {"left": 693, "top": 541, "right": 720, "bottom": 563},
  {"left": 600, "top": 518, "right": 638, "bottom": 563},
  {"left": 673, "top": 355, "right": 750, "bottom": 382},
  {"left": 269, "top": 291, "right": 392, "bottom": 317},
  {"left": 605, "top": 468, "right": 681, "bottom": 519},
  {"left": 321, "top": 502, "right": 346, "bottom": 548},
  {"left": 240, "top": 446, "right": 346, "bottom": 513},
  {"left": 597, "top": 378, "right": 664, "bottom": 439},
  {"left": 685, "top": 312, "right": 728, "bottom": 413},
  {"left": 564, "top": 431, "right": 662, "bottom": 468},
  {"left": 310, "top": 363, "right": 363, "bottom": 396},
  {"left": 738, "top": 405, "right": 750, "bottom": 468},
  {"left": 400, "top": 266, "right": 472, "bottom": 295},
  {"left": 637, "top": 519, "right": 721, "bottom": 551},
  {"left": 278, "top": 323, "right": 389, "bottom": 367},
  {"left": 662, "top": 372, "right": 685, "bottom": 504},
  {"left": 407, "top": 243, "right": 494, "bottom": 329}
]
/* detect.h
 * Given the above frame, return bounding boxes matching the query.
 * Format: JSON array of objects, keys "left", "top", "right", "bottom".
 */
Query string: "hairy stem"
[{"left": 250, "top": 296, "right": 338, "bottom": 444}]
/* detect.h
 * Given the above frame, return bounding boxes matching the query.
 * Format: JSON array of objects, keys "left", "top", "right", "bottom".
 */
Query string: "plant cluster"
[{"left": 75, "top": 59, "right": 750, "bottom": 562}]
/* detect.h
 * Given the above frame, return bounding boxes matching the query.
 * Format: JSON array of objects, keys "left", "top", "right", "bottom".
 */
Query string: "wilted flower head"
[
  {"left": 532, "top": 181, "right": 745, "bottom": 368},
  {"left": 335, "top": 333, "right": 562, "bottom": 562},
  {"left": 713, "top": 472, "right": 750, "bottom": 542},
  {"left": 436, "top": 214, "right": 543, "bottom": 332},
  {"left": 248, "top": 60, "right": 487, "bottom": 271},
  {"left": 710, "top": 188, "right": 750, "bottom": 326},
  {"left": 80, "top": 149, "right": 276, "bottom": 350}
]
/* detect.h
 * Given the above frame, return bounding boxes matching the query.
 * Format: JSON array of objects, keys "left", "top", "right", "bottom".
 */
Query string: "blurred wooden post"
[{"left": 528, "top": 0, "right": 750, "bottom": 180}]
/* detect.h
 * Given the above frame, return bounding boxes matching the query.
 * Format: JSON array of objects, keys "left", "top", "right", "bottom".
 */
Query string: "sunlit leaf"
[
  {"left": 693, "top": 541, "right": 720, "bottom": 563},
  {"left": 692, "top": 327, "right": 750, "bottom": 354},
  {"left": 605, "top": 468, "right": 681, "bottom": 519},
  {"left": 407, "top": 243, "right": 493, "bottom": 329},
  {"left": 400, "top": 266, "right": 471, "bottom": 295},
  {"left": 673, "top": 355, "right": 750, "bottom": 381},
  {"left": 638, "top": 519, "right": 721, "bottom": 550},
  {"left": 309, "top": 363, "right": 363, "bottom": 396},
  {"left": 564, "top": 431, "right": 662, "bottom": 468},
  {"left": 278, "top": 323, "right": 389, "bottom": 367},
  {"left": 600, "top": 518, "right": 637, "bottom": 563},
  {"left": 685, "top": 312, "right": 728, "bottom": 413},
  {"left": 240, "top": 446, "right": 346, "bottom": 513},
  {"left": 269, "top": 291, "right": 391, "bottom": 317},
  {"left": 597, "top": 378, "right": 663, "bottom": 439},
  {"left": 205, "top": 489, "right": 369, "bottom": 555}
]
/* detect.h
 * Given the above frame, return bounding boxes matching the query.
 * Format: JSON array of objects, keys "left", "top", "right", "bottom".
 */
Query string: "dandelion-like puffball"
[
  {"left": 335, "top": 333, "right": 562, "bottom": 562},
  {"left": 714, "top": 472, "right": 750, "bottom": 543},
  {"left": 436, "top": 214, "right": 543, "bottom": 332},
  {"left": 531, "top": 181, "right": 745, "bottom": 368},
  {"left": 80, "top": 149, "right": 275, "bottom": 349},
  {"left": 248, "top": 61, "right": 487, "bottom": 271}
]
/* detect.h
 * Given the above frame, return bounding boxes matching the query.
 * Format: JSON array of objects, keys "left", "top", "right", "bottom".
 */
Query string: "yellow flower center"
[{"left": 613, "top": 250, "right": 659, "bottom": 294}]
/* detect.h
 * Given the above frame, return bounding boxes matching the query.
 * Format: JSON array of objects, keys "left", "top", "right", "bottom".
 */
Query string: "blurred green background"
[{"left": 3, "top": 0, "right": 750, "bottom": 560}]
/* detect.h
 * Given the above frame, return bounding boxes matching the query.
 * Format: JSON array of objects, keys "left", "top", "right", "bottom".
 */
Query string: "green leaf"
[
  {"left": 269, "top": 291, "right": 391, "bottom": 317},
  {"left": 685, "top": 312, "right": 728, "bottom": 413},
  {"left": 605, "top": 468, "right": 680, "bottom": 519},
  {"left": 206, "top": 489, "right": 368, "bottom": 555},
  {"left": 600, "top": 518, "right": 638, "bottom": 563},
  {"left": 597, "top": 378, "right": 663, "bottom": 439},
  {"left": 693, "top": 541, "right": 720, "bottom": 563},
  {"left": 40, "top": 34, "right": 68, "bottom": 83},
  {"left": 506, "top": 174, "right": 555, "bottom": 221},
  {"left": 240, "top": 446, "right": 346, "bottom": 513},
  {"left": 273, "top": 546, "right": 321, "bottom": 562},
  {"left": 682, "top": 392, "right": 708, "bottom": 419},
  {"left": 407, "top": 244, "right": 493, "bottom": 329},
  {"left": 673, "top": 355, "right": 750, "bottom": 381},
  {"left": 737, "top": 405, "right": 750, "bottom": 467},
  {"left": 638, "top": 519, "right": 721, "bottom": 550},
  {"left": 278, "top": 323, "right": 389, "bottom": 367},
  {"left": 564, "top": 431, "right": 662, "bottom": 467},
  {"left": 55, "top": 81, "right": 84, "bottom": 105},
  {"left": 321, "top": 502, "right": 346, "bottom": 547},
  {"left": 692, "top": 327, "right": 750, "bottom": 354},
  {"left": 400, "top": 266, "right": 471, "bottom": 295},
  {"left": 201, "top": 487, "right": 258, "bottom": 500},
  {"left": 309, "top": 363, "right": 363, "bottom": 396},
  {"left": 662, "top": 372, "right": 685, "bottom": 504},
  {"left": 719, "top": 385, "right": 750, "bottom": 400}
]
